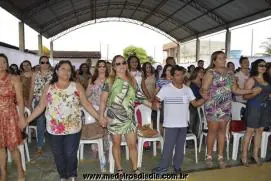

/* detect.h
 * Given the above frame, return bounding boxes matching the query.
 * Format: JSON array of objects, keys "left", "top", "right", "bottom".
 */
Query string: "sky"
[{"left": 0, "top": 7, "right": 271, "bottom": 63}]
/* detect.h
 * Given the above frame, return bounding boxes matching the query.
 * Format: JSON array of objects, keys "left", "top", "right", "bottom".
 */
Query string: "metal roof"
[{"left": 1, "top": 0, "right": 271, "bottom": 42}]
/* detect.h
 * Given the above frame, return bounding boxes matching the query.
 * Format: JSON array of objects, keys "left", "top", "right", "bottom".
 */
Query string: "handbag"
[
  {"left": 137, "top": 124, "right": 159, "bottom": 138},
  {"left": 81, "top": 122, "right": 107, "bottom": 140}
]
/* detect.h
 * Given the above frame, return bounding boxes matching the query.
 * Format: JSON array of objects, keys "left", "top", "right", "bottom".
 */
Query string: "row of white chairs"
[
  {"left": 197, "top": 102, "right": 271, "bottom": 161},
  {"left": 78, "top": 105, "right": 198, "bottom": 173}
]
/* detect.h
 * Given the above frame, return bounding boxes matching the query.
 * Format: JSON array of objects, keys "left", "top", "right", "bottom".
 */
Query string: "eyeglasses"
[
  {"left": 115, "top": 61, "right": 127, "bottom": 66},
  {"left": 41, "top": 61, "right": 49, "bottom": 64},
  {"left": 258, "top": 64, "right": 267, "bottom": 68}
]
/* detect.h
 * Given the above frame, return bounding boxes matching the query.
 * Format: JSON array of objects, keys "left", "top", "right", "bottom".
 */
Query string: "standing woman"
[
  {"left": 20, "top": 60, "right": 33, "bottom": 107},
  {"left": 241, "top": 59, "right": 271, "bottom": 166},
  {"left": 22, "top": 60, "right": 99, "bottom": 181},
  {"left": 200, "top": 51, "right": 253, "bottom": 168},
  {"left": 77, "top": 63, "right": 91, "bottom": 89},
  {"left": 99, "top": 55, "right": 154, "bottom": 174},
  {"left": 127, "top": 55, "right": 142, "bottom": 91},
  {"left": 28, "top": 56, "right": 53, "bottom": 155},
  {"left": 85, "top": 60, "right": 109, "bottom": 159},
  {"left": 189, "top": 67, "right": 204, "bottom": 136},
  {"left": 141, "top": 62, "right": 156, "bottom": 100},
  {"left": 0, "top": 54, "right": 26, "bottom": 181}
]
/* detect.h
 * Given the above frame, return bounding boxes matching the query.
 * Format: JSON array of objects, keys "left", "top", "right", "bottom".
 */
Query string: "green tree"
[
  {"left": 123, "top": 45, "right": 149, "bottom": 63},
  {"left": 260, "top": 38, "right": 271, "bottom": 55}
]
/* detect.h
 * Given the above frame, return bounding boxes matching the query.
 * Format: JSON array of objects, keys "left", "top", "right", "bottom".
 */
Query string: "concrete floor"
[{"left": 5, "top": 139, "right": 270, "bottom": 181}]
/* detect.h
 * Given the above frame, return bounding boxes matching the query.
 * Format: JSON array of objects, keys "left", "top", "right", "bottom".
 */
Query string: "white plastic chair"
[
  {"left": 231, "top": 102, "right": 246, "bottom": 161},
  {"left": 77, "top": 108, "right": 105, "bottom": 171},
  {"left": 261, "top": 131, "right": 271, "bottom": 159},
  {"left": 198, "top": 105, "right": 208, "bottom": 153},
  {"left": 109, "top": 135, "right": 129, "bottom": 173},
  {"left": 8, "top": 107, "right": 31, "bottom": 171},
  {"left": 135, "top": 105, "right": 164, "bottom": 168},
  {"left": 185, "top": 133, "right": 198, "bottom": 163}
]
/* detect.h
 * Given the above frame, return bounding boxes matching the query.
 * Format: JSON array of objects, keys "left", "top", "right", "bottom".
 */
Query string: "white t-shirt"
[
  {"left": 157, "top": 83, "right": 196, "bottom": 128},
  {"left": 235, "top": 71, "right": 249, "bottom": 103}
]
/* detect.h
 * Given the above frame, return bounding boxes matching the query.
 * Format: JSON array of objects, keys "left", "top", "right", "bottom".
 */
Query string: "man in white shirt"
[
  {"left": 152, "top": 65, "right": 207, "bottom": 175},
  {"left": 235, "top": 56, "right": 249, "bottom": 103}
]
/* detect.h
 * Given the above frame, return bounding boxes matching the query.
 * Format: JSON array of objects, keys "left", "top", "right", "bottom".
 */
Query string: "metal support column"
[
  {"left": 225, "top": 29, "right": 231, "bottom": 58},
  {"left": 176, "top": 42, "right": 181, "bottom": 64},
  {"left": 19, "top": 21, "right": 25, "bottom": 51},
  {"left": 38, "top": 34, "right": 43, "bottom": 56},
  {"left": 50, "top": 41, "right": 54, "bottom": 59},
  {"left": 196, "top": 37, "right": 200, "bottom": 61}
]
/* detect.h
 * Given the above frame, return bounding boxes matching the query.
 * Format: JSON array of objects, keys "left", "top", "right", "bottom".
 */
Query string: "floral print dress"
[
  {"left": 46, "top": 82, "right": 81, "bottom": 135},
  {"left": 0, "top": 75, "right": 22, "bottom": 149},
  {"left": 103, "top": 77, "right": 146, "bottom": 135},
  {"left": 204, "top": 69, "right": 235, "bottom": 121},
  {"left": 33, "top": 71, "right": 52, "bottom": 104}
]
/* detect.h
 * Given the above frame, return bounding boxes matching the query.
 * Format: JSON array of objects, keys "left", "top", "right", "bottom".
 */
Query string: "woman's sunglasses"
[
  {"left": 40, "top": 61, "right": 49, "bottom": 64},
  {"left": 115, "top": 61, "right": 127, "bottom": 66},
  {"left": 258, "top": 64, "right": 267, "bottom": 68}
]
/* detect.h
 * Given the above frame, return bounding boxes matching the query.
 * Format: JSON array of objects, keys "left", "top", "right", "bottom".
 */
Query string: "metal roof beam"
[
  {"left": 130, "top": 0, "right": 144, "bottom": 19},
  {"left": 70, "top": 0, "right": 80, "bottom": 25},
  {"left": 155, "top": 0, "right": 193, "bottom": 27},
  {"left": 106, "top": 0, "right": 111, "bottom": 17},
  {"left": 92, "top": 0, "right": 96, "bottom": 21},
  {"left": 168, "top": 0, "right": 234, "bottom": 35},
  {"left": 23, "top": 0, "right": 63, "bottom": 17},
  {"left": 141, "top": 0, "right": 168, "bottom": 23},
  {"left": 48, "top": 6, "right": 66, "bottom": 32},
  {"left": 187, "top": 0, "right": 232, "bottom": 25},
  {"left": 119, "top": 0, "right": 128, "bottom": 17}
]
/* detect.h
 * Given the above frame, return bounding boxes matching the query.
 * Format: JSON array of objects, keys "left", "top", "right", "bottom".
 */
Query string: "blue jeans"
[
  {"left": 47, "top": 131, "right": 81, "bottom": 179},
  {"left": 34, "top": 98, "right": 46, "bottom": 149},
  {"left": 158, "top": 127, "right": 187, "bottom": 170}
]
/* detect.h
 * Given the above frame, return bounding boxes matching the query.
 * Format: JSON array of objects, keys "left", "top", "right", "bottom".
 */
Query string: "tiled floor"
[{"left": 5, "top": 140, "right": 271, "bottom": 181}]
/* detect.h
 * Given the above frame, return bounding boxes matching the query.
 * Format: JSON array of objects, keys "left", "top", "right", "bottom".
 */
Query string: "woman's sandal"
[
  {"left": 218, "top": 155, "right": 226, "bottom": 169},
  {"left": 116, "top": 169, "right": 124, "bottom": 175},
  {"left": 205, "top": 155, "right": 213, "bottom": 168},
  {"left": 252, "top": 156, "right": 262, "bottom": 166},
  {"left": 240, "top": 157, "right": 249, "bottom": 167},
  {"left": 132, "top": 168, "right": 141, "bottom": 175}
]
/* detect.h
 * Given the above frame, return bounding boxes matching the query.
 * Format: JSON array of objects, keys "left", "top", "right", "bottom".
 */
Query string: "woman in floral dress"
[
  {"left": 22, "top": 60, "right": 99, "bottom": 181},
  {"left": 0, "top": 54, "right": 26, "bottom": 181},
  {"left": 201, "top": 51, "right": 254, "bottom": 168},
  {"left": 28, "top": 56, "right": 52, "bottom": 155},
  {"left": 99, "top": 55, "right": 155, "bottom": 174},
  {"left": 85, "top": 60, "right": 109, "bottom": 162}
]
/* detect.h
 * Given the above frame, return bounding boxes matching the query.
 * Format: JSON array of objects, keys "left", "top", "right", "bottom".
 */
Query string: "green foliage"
[
  {"left": 123, "top": 45, "right": 149, "bottom": 63},
  {"left": 260, "top": 38, "right": 271, "bottom": 55}
]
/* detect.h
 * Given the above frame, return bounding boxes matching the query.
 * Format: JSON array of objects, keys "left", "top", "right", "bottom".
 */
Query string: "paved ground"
[{"left": 5, "top": 139, "right": 271, "bottom": 181}]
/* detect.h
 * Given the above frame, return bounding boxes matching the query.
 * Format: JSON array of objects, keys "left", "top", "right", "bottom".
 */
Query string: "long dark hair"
[
  {"left": 264, "top": 63, "right": 271, "bottom": 84},
  {"left": 0, "top": 53, "right": 9, "bottom": 72},
  {"left": 189, "top": 67, "right": 204, "bottom": 81},
  {"left": 20, "top": 60, "right": 32, "bottom": 72},
  {"left": 250, "top": 59, "right": 265, "bottom": 77},
  {"left": 79, "top": 63, "right": 91, "bottom": 75},
  {"left": 50, "top": 60, "right": 76, "bottom": 84},
  {"left": 127, "top": 55, "right": 141, "bottom": 71},
  {"left": 91, "top": 60, "right": 109, "bottom": 84},
  {"left": 161, "top": 64, "right": 173, "bottom": 79},
  {"left": 250, "top": 59, "right": 269, "bottom": 82},
  {"left": 142, "top": 62, "right": 154, "bottom": 79}
]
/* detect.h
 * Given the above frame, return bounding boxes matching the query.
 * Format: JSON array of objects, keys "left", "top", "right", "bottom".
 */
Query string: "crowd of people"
[{"left": 0, "top": 51, "right": 271, "bottom": 181}]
